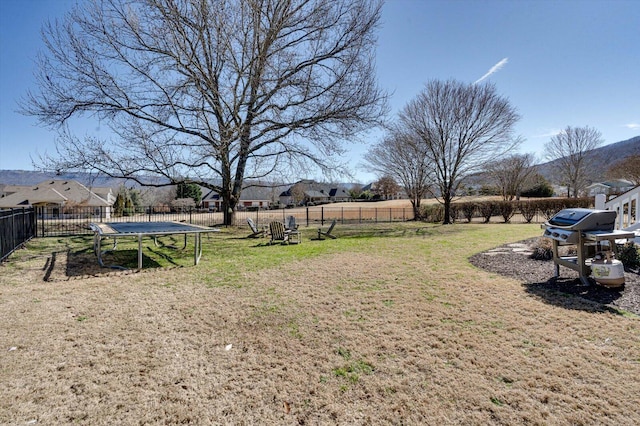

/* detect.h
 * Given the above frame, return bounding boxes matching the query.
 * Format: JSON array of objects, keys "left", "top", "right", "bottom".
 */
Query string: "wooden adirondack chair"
[
  {"left": 318, "top": 219, "right": 337, "bottom": 240},
  {"left": 247, "top": 218, "right": 266, "bottom": 238},
  {"left": 269, "top": 221, "right": 289, "bottom": 244}
]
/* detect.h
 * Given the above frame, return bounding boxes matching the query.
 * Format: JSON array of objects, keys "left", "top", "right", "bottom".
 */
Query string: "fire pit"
[{"left": 542, "top": 208, "right": 635, "bottom": 287}]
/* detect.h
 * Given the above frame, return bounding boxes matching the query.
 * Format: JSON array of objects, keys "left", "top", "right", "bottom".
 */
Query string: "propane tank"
[{"left": 591, "top": 252, "right": 625, "bottom": 288}]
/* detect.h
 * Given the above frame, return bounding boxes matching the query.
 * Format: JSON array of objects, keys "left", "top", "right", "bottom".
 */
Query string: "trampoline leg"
[
  {"left": 96, "top": 235, "right": 105, "bottom": 267},
  {"left": 195, "top": 234, "right": 203, "bottom": 265},
  {"left": 138, "top": 234, "right": 143, "bottom": 269}
]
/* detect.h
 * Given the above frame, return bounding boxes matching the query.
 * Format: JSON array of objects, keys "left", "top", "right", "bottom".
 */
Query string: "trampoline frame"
[{"left": 90, "top": 221, "right": 219, "bottom": 269}]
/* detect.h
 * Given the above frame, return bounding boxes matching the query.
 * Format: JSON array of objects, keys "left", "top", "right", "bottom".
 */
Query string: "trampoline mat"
[{"left": 105, "top": 222, "right": 205, "bottom": 234}]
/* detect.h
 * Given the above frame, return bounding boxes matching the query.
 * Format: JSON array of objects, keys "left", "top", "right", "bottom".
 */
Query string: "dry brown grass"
[{"left": 1, "top": 223, "right": 639, "bottom": 425}]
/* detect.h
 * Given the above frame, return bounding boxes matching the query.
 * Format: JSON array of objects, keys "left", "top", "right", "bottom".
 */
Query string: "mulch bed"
[{"left": 469, "top": 237, "right": 640, "bottom": 316}]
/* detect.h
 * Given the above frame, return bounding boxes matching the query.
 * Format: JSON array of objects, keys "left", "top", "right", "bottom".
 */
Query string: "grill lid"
[{"left": 546, "top": 208, "right": 616, "bottom": 231}]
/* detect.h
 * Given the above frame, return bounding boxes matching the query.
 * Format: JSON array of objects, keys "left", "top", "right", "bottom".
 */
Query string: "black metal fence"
[
  {"left": 31, "top": 202, "right": 554, "bottom": 237},
  {"left": 2, "top": 202, "right": 559, "bottom": 247},
  {"left": 0, "top": 208, "right": 36, "bottom": 262},
  {"left": 32, "top": 205, "right": 416, "bottom": 236}
]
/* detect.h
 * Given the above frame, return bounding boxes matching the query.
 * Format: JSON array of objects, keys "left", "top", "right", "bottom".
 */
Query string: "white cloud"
[
  {"left": 533, "top": 129, "right": 562, "bottom": 138},
  {"left": 474, "top": 58, "right": 509, "bottom": 84},
  {"left": 623, "top": 123, "right": 640, "bottom": 130}
]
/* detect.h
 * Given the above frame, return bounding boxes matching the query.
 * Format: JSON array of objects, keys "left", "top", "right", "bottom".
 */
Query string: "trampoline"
[{"left": 90, "top": 221, "right": 220, "bottom": 269}]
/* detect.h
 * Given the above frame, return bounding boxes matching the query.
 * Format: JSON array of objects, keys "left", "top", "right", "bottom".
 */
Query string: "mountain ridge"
[{"left": 1, "top": 135, "right": 638, "bottom": 188}]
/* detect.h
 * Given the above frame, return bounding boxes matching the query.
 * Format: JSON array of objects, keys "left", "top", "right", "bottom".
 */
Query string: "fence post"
[
  {"left": 341, "top": 207, "right": 344, "bottom": 224},
  {"left": 11, "top": 209, "right": 16, "bottom": 255},
  {"left": 389, "top": 208, "right": 392, "bottom": 223},
  {"left": 31, "top": 207, "right": 35, "bottom": 237},
  {"left": 321, "top": 206, "right": 324, "bottom": 225},
  {"left": 41, "top": 207, "right": 45, "bottom": 237},
  {"left": 31, "top": 207, "right": 37, "bottom": 238},
  {"left": 306, "top": 207, "right": 309, "bottom": 227},
  {"left": 359, "top": 207, "right": 362, "bottom": 224}
]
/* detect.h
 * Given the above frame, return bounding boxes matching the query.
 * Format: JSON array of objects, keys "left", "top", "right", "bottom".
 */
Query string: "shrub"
[
  {"left": 460, "top": 202, "right": 477, "bottom": 223},
  {"left": 519, "top": 200, "right": 538, "bottom": 223},
  {"left": 562, "top": 197, "right": 592, "bottom": 209},
  {"left": 478, "top": 201, "right": 496, "bottom": 223},
  {"left": 421, "top": 204, "right": 444, "bottom": 223},
  {"left": 530, "top": 238, "right": 554, "bottom": 261},
  {"left": 497, "top": 201, "right": 515, "bottom": 223},
  {"left": 539, "top": 199, "right": 563, "bottom": 221},
  {"left": 617, "top": 243, "right": 640, "bottom": 269},
  {"left": 521, "top": 181, "right": 554, "bottom": 198},
  {"left": 479, "top": 185, "right": 500, "bottom": 196}
]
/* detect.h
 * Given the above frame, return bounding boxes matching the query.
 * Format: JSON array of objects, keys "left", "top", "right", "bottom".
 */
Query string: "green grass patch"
[
  {"left": 12, "top": 222, "right": 541, "bottom": 273},
  {"left": 332, "top": 359, "right": 374, "bottom": 384}
]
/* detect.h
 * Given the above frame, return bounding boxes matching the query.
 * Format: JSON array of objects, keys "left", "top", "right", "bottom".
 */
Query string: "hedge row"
[{"left": 420, "top": 197, "right": 593, "bottom": 224}]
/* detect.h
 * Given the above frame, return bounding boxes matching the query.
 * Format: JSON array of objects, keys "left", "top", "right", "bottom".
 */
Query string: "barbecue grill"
[{"left": 542, "top": 208, "right": 635, "bottom": 287}]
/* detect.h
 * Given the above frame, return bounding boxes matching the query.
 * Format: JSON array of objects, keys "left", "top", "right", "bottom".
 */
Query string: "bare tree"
[
  {"left": 400, "top": 79, "right": 520, "bottom": 224},
  {"left": 486, "top": 153, "right": 536, "bottom": 201},
  {"left": 606, "top": 154, "right": 640, "bottom": 186},
  {"left": 22, "top": 0, "right": 387, "bottom": 224},
  {"left": 545, "top": 126, "right": 603, "bottom": 197},
  {"left": 289, "top": 182, "right": 307, "bottom": 206},
  {"left": 140, "top": 186, "right": 175, "bottom": 207},
  {"left": 364, "top": 127, "right": 433, "bottom": 219},
  {"left": 375, "top": 175, "right": 401, "bottom": 200},
  {"left": 349, "top": 183, "right": 363, "bottom": 199}
]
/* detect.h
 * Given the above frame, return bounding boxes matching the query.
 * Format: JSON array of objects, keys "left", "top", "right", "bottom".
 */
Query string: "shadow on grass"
[
  {"left": 146, "top": 247, "right": 181, "bottom": 266},
  {"left": 61, "top": 248, "right": 162, "bottom": 278},
  {"left": 522, "top": 277, "right": 625, "bottom": 315}
]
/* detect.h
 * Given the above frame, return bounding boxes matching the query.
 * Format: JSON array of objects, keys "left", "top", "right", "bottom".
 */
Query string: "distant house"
[
  {"left": 279, "top": 180, "right": 352, "bottom": 206},
  {"left": 586, "top": 180, "right": 635, "bottom": 197},
  {"left": 329, "top": 187, "right": 351, "bottom": 202},
  {"left": 201, "top": 186, "right": 276, "bottom": 211},
  {"left": 361, "top": 182, "right": 406, "bottom": 200},
  {"left": 0, "top": 180, "right": 114, "bottom": 216},
  {"left": 302, "top": 189, "right": 329, "bottom": 205}
]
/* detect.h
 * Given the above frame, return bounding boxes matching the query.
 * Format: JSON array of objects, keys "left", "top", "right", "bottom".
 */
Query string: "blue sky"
[{"left": 1, "top": 0, "right": 639, "bottom": 183}]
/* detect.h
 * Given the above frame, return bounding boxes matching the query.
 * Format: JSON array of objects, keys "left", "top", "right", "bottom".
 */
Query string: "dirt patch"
[{"left": 469, "top": 237, "right": 640, "bottom": 316}]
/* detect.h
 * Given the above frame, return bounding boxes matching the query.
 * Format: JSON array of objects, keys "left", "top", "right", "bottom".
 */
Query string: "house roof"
[
  {"left": 586, "top": 179, "right": 634, "bottom": 189},
  {"left": 280, "top": 180, "right": 352, "bottom": 199},
  {"left": 361, "top": 183, "right": 374, "bottom": 192},
  {"left": 304, "top": 189, "right": 328, "bottom": 199},
  {"left": 329, "top": 187, "right": 350, "bottom": 197},
  {"left": 0, "top": 180, "right": 112, "bottom": 208}
]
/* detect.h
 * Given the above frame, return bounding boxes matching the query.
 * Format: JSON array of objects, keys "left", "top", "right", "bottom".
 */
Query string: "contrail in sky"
[{"left": 474, "top": 58, "right": 509, "bottom": 84}]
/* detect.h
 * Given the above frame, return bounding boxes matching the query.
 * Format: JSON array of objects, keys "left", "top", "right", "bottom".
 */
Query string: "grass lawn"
[{"left": 1, "top": 222, "right": 639, "bottom": 424}]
